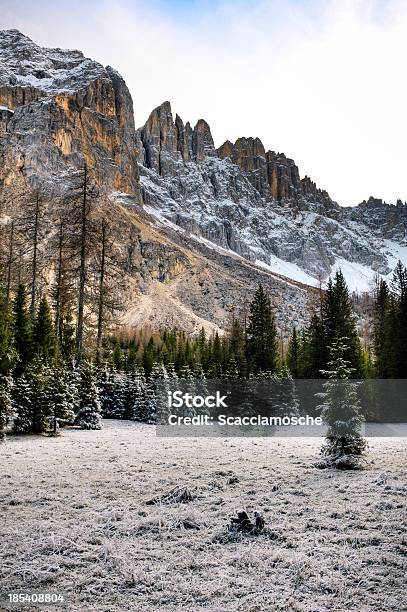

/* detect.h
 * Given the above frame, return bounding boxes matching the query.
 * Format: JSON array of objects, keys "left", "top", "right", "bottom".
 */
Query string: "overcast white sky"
[{"left": 2, "top": 0, "right": 407, "bottom": 205}]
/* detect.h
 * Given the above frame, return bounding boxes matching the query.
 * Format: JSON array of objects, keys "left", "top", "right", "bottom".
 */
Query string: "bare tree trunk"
[
  {"left": 17, "top": 249, "right": 23, "bottom": 285},
  {"left": 6, "top": 221, "right": 14, "bottom": 306},
  {"left": 96, "top": 219, "right": 107, "bottom": 355},
  {"left": 76, "top": 164, "right": 88, "bottom": 361},
  {"left": 30, "top": 194, "right": 40, "bottom": 317},
  {"left": 55, "top": 220, "right": 64, "bottom": 341}
]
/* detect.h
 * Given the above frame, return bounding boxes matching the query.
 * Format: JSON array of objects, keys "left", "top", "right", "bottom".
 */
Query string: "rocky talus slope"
[{"left": 0, "top": 30, "right": 406, "bottom": 333}]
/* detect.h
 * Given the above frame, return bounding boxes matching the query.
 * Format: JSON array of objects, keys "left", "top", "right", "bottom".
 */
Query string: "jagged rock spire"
[
  {"left": 137, "top": 101, "right": 216, "bottom": 176},
  {"left": 217, "top": 136, "right": 332, "bottom": 209}
]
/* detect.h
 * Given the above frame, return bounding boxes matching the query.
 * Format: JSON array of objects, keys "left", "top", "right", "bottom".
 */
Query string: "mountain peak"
[
  {"left": 0, "top": 29, "right": 105, "bottom": 98},
  {"left": 137, "top": 104, "right": 216, "bottom": 173}
]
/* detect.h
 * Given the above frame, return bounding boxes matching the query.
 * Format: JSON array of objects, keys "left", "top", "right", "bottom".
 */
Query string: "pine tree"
[
  {"left": 98, "top": 366, "right": 119, "bottom": 418},
  {"left": 303, "top": 315, "right": 326, "bottom": 378},
  {"left": 373, "top": 279, "right": 392, "bottom": 378},
  {"left": 0, "top": 266, "right": 14, "bottom": 376},
  {"left": 13, "top": 284, "right": 33, "bottom": 375},
  {"left": 0, "top": 267, "right": 14, "bottom": 439},
  {"left": 34, "top": 297, "right": 56, "bottom": 361},
  {"left": 12, "top": 374, "right": 33, "bottom": 433},
  {"left": 246, "top": 284, "right": 278, "bottom": 374},
  {"left": 286, "top": 326, "right": 300, "bottom": 378},
  {"left": 316, "top": 338, "right": 366, "bottom": 469},
  {"left": 322, "top": 271, "right": 362, "bottom": 375},
  {"left": 391, "top": 261, "right": 407, "bottom": 377},
  {"left": 270, "top": 365, "right": 299, "bottom": 417},
  {"left": 77, "top": 361, "right": 102, "bottom": 429},
  {"left": 132, "top": 379, "right": 148, "bottom": 421},
  {"left": 45, "top": 367, "right": 76, "bottom": 434},
  {"left": 0, "top": 374, "right": 13, "bottom": 440}
]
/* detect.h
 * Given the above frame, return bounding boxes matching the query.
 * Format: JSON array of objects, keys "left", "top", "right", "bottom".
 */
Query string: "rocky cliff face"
[
  {"left": 217, "top": 137, "right": 333, "bottom": 214},
  {"left": 0, "top": 29, "right": 140, "bottom": 196},
  {"left": 0, "top": 30, "right": 315, "bottom": 334},
  {"left": 136, "top": 101, "right": 216, "bottom": 176},
  {"left": 136, "top": 101, "right": 406, "bottom": 291},
  {"left": 343, "top": 197, "right": 407, "bottom": 243},
  {"left": 1, "top": 30, "right": 406, "bottom": 335}
]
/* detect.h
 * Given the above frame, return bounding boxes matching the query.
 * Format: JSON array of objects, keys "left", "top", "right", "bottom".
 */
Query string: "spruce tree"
[
  {"left": 246, "top": 284, "right": 278, "bottom": 374},
  {"left": 150, "top": 362, "right": 169, "bottom": 380},
  {"left": 0, "top": 267, "right": 13, "bottom": 376},
  {"left": 211, "top": 333, "right": 224, "bottom": 376},
  {"left": 0, "top": 374, "right": 13, "bottom": 440},
  {"left": 98, "top": 366, "right": 118, "bottom": 418},
  {"left": 138, "top": 384, "right": 157, "bottom": 423},
  {"left": 391, "top": 261, "right": 407, "bottom": 377},
  {"left": 13, "top": 284, "right": 33, "bottom": 375},
  {"left": 287, "top": 327, "right": 300, "bottom": 378},
  {"left": 316, "top": 338, "right": 366, "bottom": 469},
  {"left": 271, "top": 365, "right": 299, "bottom": 417},
  {"left": 373, "top": 279, "right": 391, "bottom": 378},
  {"left": 12, "top": 374, "right": 33, "bottom": 433},
  {"left": 322, "top": 271, "right": 362, "bottom": 376},
  {"left": 34, "top": 297, "right": 56, "bottom": 361},
  {"left": 166, "top": 363, "right": 178, "bottom": 379},
  {"left": 132, "top": 380, "right": 148, "bottom": 421},
  {"left": 60, "top": 315, "right": 76, "bottom": 360},
  {"left": 178, "top": 364, "right": 194, "bottom": 379},
  {"left": 45, "top": 367, "right": 76, "bottom": 434},
  {"left": 0, "top": 268, "right": 14, "bottom": 439},
  {"left": 31, "top": 359, "right": 53, "bottom": 433},
  {"left": 77, "top": 361, "right": 102, "bottom": 429},
  {"left": 121, "top": 372, "right": 137, "bottom": 419},
  {"left": 228, "top": 317, "right": 246, "bottom": 376},
  {"left": 303, "top": 315, "right": 326, "bottom": 378}
]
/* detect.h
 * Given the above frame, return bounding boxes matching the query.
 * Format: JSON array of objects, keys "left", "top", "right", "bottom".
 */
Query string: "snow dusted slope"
[
  {"left": 138, "top": 127, "right": 407, "bottom": 294},
  {"left": 0, "top": 29, "right": 107, "bottom": 96}
]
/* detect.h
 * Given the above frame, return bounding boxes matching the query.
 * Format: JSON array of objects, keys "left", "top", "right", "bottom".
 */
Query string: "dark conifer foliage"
[
  {"left": 322, "top": 271, "right": 363, "bottom": 375},
  {"left": 13, "top": 284, "right": 33, "bottom": 376},
  {"left": 246, "top": 284, "right": 278, "bottom": 374},
  {"left": 286, "top": 327, "right": 300, "bottom": 378},
  {"left": 316, "top": 338, "right": 366, "bottom": 469},
  {"left": 34, "top": 297, "right": 56, "bottom": 361}
]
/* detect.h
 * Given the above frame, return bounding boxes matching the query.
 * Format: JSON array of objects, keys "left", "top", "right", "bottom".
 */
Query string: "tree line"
[{"left": 0, "top": 169, "right": 406, "bottom": 440}]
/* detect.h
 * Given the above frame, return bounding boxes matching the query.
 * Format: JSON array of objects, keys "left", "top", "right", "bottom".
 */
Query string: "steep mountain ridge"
[
  {"left": 0, "top": 29, "right": 314, "bottom": 334},
  {"left": 0, "top": 29, "right": 406, "bottom": 335},
  {"left": 0, "top": 29, "right": 140, "bottom": 196},
  {"left": 136, "top": 100, "right": 407, "bottom": 291}
]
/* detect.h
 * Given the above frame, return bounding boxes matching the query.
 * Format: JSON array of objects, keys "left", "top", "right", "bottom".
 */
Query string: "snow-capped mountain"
[{"left": 0, "top": 30, "right": 406, "bottom": 333}]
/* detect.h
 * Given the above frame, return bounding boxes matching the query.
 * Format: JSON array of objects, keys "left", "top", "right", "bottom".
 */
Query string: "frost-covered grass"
[{"left": 1, "top": 422, "right": 406, "bottom": 611}]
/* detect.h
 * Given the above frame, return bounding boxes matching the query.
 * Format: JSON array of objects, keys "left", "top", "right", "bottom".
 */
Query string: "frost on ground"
[{"left": 0, "top": 422, "right": 406, "bottom": 612}]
